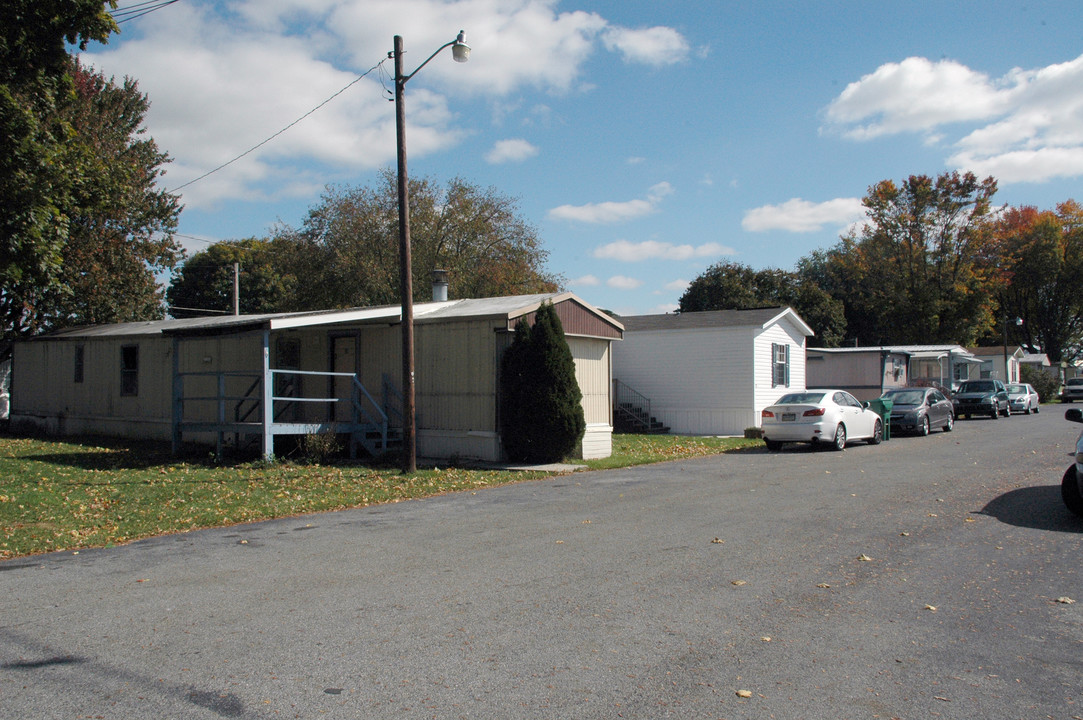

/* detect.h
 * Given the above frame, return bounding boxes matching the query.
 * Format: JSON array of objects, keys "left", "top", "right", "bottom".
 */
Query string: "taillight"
[
  {"left": 803, "top": 407, "right": 826, "bottom": 417},
  {"left": 761, "top": 409, "right": 774, "bottom": 418}
]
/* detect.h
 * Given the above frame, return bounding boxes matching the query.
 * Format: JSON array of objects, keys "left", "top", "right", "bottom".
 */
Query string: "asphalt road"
[{"left": 2, "top": 408, "right": 1081, "bottom": 719}]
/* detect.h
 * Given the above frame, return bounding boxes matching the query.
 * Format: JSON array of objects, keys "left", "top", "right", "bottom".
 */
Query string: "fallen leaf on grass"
[
  {"left": 857, "top": 554, "right": 873, "bottom": 562},
  {"left": 924, "top": 604, "right": 937, "bottom": 612},
  {"left": 711, "top": 537, "right": 725, "bottom": 544},
  {"left": 731, "top": 580, "right": 747, "bottom": 586},
  {"left": 1056, "top": 596, "right": 1076, "bottom": 604},
  {"left": 736, "top": 690, "right": 752, "bottom": 698},
  {"left": 816, "top": 583, "right": 831, "bottom": 589}
]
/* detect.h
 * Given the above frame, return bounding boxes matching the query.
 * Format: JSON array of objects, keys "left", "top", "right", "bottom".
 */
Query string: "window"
[
  {"left": 74, "top": 345, "right": 84, "bottom": 384},
  {"left": 772, "top": 343, "right": 790, "bottom": 388},
  {"left": 120, "top": 345, "right": 139, "bottom": 396}
]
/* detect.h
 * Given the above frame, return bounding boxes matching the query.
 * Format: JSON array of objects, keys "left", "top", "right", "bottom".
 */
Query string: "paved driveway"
[{"left": 3, "top": 409, "right": 1081, "bottom": 719}]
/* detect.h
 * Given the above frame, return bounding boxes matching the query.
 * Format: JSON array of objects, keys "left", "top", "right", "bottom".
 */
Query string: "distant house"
[
  {"left": 969, "top": 345, "right": 1024, "bottom": 383},
  {"left": 10, "top": 292, "right": 623, "bottom": 462},
  {"left": 611, "top": 307, "right": 814, "bottom": 436},
  {"left": 805, "top": 344, "right": 981, "bottom": 398},
  {"left": 806, "top": 347, "right": 912, "bottom": 402}
]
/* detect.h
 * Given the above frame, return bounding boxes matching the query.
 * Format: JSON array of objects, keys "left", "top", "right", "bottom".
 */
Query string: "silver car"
[
  {"left": 1006, "top": 383, "right": 1040, "bottom": 414},
  {"left": 881, "top": 386, "right": 954, "bottom": 436}
]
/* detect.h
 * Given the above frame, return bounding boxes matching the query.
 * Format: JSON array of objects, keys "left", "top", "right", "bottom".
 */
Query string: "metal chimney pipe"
[{"left": 432, "top": 269, "right": 449, "bottom": 302}]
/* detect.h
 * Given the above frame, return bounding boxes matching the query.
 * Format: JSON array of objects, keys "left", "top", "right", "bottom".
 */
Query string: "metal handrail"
[{"left": 613, "top": 379, "right": 653, "bottom": 430}]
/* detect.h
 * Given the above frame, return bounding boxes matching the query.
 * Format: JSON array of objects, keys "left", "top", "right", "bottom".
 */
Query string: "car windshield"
[
  {"left": 1006, "top": 384, "right": 1026, "bottom": 394},
  {"left": 884, "top": 390, "right": 924, "bottom": 405},
  {"left": 777, "top": 392, "right": 824, "bottom": 404},
  {"left": 1069, "top": 379, "right": 1083, "bottom": 387},
  {"left": 958, "top": 381, "right": 995, "bottom": 393}
]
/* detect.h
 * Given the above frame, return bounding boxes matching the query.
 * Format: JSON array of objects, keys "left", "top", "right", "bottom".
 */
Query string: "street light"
[{"left": 392, "top": 30, "right": 470, "bottom": 473}]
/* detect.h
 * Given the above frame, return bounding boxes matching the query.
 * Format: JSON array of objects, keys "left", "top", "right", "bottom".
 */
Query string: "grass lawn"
[{"left": 0, "top": 432, "right": 761, "bottom": 560}]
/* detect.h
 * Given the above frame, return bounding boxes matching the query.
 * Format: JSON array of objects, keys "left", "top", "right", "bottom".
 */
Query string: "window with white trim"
[{"left": 772, "top": 343, "right": 790, "bottom": 387}]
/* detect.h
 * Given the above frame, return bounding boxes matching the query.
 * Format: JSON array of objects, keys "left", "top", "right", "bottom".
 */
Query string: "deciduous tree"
[
  {"left": 679, "top": 261, "right": 846, "bottom": 347},
  {"left": 271, "top": 171, "right": 562, "bottom": 310},
  {"left": 810, "top": 172, "right": 1002, "bottom": 345}
]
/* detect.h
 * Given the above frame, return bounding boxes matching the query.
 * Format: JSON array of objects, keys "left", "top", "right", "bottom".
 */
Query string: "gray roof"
[
  {"left": 29, "top": 292, "right": 621, "bottom": 340},
  {"left": 619, "top": 306, "right": 813, "bottom": 335}
]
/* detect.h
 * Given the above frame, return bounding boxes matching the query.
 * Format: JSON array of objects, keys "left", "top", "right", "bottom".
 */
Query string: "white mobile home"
[
  {"left": 11, "top": 293, "right": 622, "bottom": 462},
  {"left": 612, "top": 307, "right": 813, "bottom": 436}
]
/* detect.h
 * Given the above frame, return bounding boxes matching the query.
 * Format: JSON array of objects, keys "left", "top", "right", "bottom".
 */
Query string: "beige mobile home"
[
  {"left": 10, "top": 292, "right": 622, "bottom": 462},
  {"left": 612, "top": 307, "right": 814, "bottom": 436}
]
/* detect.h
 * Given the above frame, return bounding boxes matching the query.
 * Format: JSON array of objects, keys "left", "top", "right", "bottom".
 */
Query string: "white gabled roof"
[{"left": 619, "top": 306, "right": 813, "bottom": 336}]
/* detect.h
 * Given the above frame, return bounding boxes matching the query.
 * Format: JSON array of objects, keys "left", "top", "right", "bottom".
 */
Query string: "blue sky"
[{"left": 85, "top": 0, "right": 1083, "bottom": 315}]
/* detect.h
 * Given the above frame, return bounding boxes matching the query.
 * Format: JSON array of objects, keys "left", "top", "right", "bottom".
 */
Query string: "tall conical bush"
[{"left": 499, "top": 302, "right": 586, "bottom": 463}]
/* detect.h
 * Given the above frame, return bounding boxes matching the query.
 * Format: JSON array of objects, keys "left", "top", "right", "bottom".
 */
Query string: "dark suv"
[
  {"left": 952, "top": 379, "right": 1010, "bottom": 419},
  {"left": 1061, "top": 377, "right": 1083, "bottom": 403}
]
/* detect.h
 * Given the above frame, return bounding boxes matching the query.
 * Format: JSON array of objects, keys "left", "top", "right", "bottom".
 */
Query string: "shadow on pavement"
[{"left": 977, "top": 484, "right": 1083, "bottom": 533}]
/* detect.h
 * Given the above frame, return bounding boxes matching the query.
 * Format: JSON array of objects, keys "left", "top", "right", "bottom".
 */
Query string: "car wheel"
[
  {"left": 1034, "top": 404, "right": 1040, "bottom": 414},
  {"left": 764, "top": 439, "right": 783, "bottom": 452},
  {"left": 869, "top": 419, "right": 883, "bottom": 445},
  {"left": 831, "top": 424, "right": 846, "bottom": 451},
  {"left": 919, "top": 416, "right": 930, "bottom": 436},
  {"left": 1062, "top": 465, "right": 1083, "bottom": 518},
  {"left": 990, "top": 407, "right": 999, "bottom": 420},
  {"left": 1003, "top": 403, "right": 1011, "bottom": 417},
  {"left": 943, "top": 413, "right": 954, "bottom": 432}
]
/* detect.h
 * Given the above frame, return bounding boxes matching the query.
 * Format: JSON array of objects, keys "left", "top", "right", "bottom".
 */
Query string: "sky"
[{"left": 83, "top": 0, "right": 1083, "bottom": 316}]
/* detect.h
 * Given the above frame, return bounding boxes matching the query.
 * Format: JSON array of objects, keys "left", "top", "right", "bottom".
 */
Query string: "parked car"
[
  {"left": 1061, "top": 408, "right": 1083, "bottom": 517},
  {"left": 952, "top": 379, "right": 1010, "bottom": 419},
  {"left": 1061, "top": 377, "right": 1083, "bottom": 403},
  {"left": 761, "top": 389, "right": 883, "bottom": 451},
  {"left": 1005, "top": 383, "right": 1040, "bottom": 414},
  {"left": 880, "top": 386, "right": 954, "bottom": 435}
]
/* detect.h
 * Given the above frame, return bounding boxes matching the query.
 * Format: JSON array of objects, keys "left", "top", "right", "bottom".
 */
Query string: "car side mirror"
[
  {"left": 1066, "top": 408, "right": 1083, "bottom": 424},
  {"left": 862, "top": 401, "right": 870, "bottom": 409}
]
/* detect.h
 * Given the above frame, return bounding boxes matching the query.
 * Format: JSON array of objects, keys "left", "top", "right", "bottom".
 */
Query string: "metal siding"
[
  {"left": 567, "top": 336, "right": 611, "bottom": 425},
  {"left": 415, "top": 319, "right": 499, "bottom": 432}
]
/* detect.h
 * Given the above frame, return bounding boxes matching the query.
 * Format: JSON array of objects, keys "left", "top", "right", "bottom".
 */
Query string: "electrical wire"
[
  {"left": 111, "top": 0, "right": 182, "bottom": 24},
  {"left": 168, "top": 57, "right": 389, "bottom": 194}
]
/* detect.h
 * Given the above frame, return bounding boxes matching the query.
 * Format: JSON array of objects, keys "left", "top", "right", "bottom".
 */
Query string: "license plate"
[{"left": 781, "top": 413, "right": 796, "bottom": 422}]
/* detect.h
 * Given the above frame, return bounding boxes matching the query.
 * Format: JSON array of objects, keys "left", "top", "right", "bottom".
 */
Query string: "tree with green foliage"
[
  {"left": 802, "top": 172, "right": 1001, "bottom": 345},
  {"left": 499, "top": 303, "right": 585, "bottom": 463},
  {"left": 679, "top": 260, "right": 847, "bottom": 347},
  {"left": 167, "top": 239, "right": 297, "bottom": 318},
  {"left": 0, "top": 2, "right": 181, "bottom": 336},
  {"left": 267, "top": 171, "right": 562, "bottom": 311}
]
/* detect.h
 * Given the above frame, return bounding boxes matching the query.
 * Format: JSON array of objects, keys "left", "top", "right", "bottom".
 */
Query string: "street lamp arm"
[{"left": 393, "top": 31, "right": 470, "bottom": 85}]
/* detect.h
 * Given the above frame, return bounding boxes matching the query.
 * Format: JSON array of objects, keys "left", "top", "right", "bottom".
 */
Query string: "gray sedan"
[
  {"left": 881, "top": 386, "right": 954, "bottom": 436},
  {"left": 1006, "top": 382, "right": 1040, "bottom": 414}
]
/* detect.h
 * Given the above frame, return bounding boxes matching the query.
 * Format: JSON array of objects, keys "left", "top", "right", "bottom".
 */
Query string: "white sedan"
[{"left": 761, "top": 389, "right": 883, "bottom": 451}]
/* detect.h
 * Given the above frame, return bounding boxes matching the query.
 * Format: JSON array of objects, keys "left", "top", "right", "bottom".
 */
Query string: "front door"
[{"left": 331, "top": 335, "right": 358, "bottom": 422}]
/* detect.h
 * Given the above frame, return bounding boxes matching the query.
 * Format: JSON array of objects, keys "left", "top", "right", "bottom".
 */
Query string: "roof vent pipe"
[{"left": 432, "top": 269, "right": 449, "bottom": 302}]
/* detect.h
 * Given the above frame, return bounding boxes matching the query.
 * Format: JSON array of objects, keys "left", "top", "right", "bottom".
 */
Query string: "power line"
[
  {"left": 111, "top": 0, "right": 182, "bottom": 24},
  {"left": 168, "top": 57, "right": 389, "bottom": 194}
]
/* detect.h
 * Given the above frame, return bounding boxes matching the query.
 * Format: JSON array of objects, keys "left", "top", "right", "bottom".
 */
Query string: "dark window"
[
  {"left": 772, "top": 343, "right": 790, "bottom": 388},
  {"left": 74, "top": 345, "right": 84, "bottom": 384},
  {"left": 120, "top": 345, "right": 139, "bottom": 396}
]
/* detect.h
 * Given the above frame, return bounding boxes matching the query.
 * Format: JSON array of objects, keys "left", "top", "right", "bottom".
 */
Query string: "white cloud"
[
  {"left": 607, "top": 275, "right": 643, "bottom": 290},
  {"left": 664, "top": 279, "right": 690, "bottom": 292},
  {"left": 742, "top": 198, "right": 867, "bottom": 233},
  {"left": 569, "top": 274, "right": 600, "bottom": 287},
  {"left": 484, "top": 138, "right": 539, "bottom": 164},
  {"left": 593, "top": 239, "right": 732, "bottom": 262},
  {"left": 649, "top": 303, "right": 680, "bottom": 314},
  {"left": 82, "top": 0, "right": 691, "bottom": 206},
  {"left": 549, "top": 182, "right": 673, "bottom": 223},
  {"left": 823, "top": 56, "right": 1011, "bottom": 140},
  {"left": 824, "top": 53, "right": 1083, "bottom": 183},
  {"left": 601, "top": 25, "right": 689, "bottom": 66}
]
